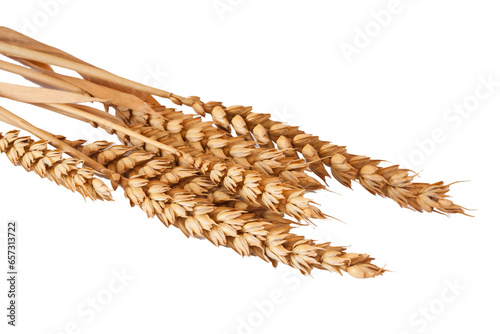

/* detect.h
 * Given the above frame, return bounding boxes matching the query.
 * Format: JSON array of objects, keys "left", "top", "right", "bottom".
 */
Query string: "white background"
[{"left": 0, "top": 1, "right": 499, "bottom": 333}]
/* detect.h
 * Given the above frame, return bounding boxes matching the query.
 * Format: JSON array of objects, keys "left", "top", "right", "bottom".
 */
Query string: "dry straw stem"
[
  {"left": 0, "top": 59, "right": 86, "bottom": 94},
  {"left": 0, "top": 81, "right": 103, "bottom": 104},
  {"left": 0, "top": 27, "right": 171, "bottom": 99}
]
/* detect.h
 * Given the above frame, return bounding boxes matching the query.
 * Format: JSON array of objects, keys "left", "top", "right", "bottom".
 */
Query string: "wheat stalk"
[{"left": 0, "top": 26, "right": 469, "bottom": 279}]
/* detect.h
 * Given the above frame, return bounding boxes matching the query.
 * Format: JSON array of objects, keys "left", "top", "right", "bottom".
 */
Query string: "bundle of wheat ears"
[{"left": 0, "top": 27, "right": 467, "bottom": 278}]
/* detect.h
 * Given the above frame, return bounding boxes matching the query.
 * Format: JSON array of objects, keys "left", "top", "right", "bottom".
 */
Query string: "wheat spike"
[
  {"left": 0, "top": 130, "right": 113, "bottom": 201},
  {"left": 160, "top": 99, "right": 466, "bottom": 215},
  {"left": 121, "top": 171, "right": 384, "bottom": 278}
]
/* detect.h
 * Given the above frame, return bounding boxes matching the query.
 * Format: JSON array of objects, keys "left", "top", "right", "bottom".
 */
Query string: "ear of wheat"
[
  {"left": 0, "top": 130, "right": 112, "bottom": 201},
  {"left": 0, "top": 26, "right": 468, "bottom": 278}
]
